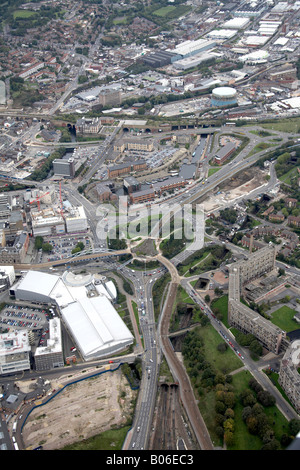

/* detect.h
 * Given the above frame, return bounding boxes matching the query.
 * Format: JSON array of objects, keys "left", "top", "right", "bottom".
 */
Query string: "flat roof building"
[
  {"left": 31, "top": 208, "right": 65, "bottom": 236},
  {"left": 53, "top": 158, "right": 75, "bottom": 178},
  {"left": 130, "top": 188, "right": 155, "bottom": 205},
  {"left": 0, "top": 330, "right": 31, "bottom": 375},
  {"left": 214, "top": 142, "right": 236, "bottom": 165},
  {"left": 65, "top": 206, "right": 88, "bottom": 233},
  {"left": 0, "top": 80, "right": 6, "bottom": 105},
  {"left": 279, "top": 340, "right": 300, "bottom": 414},
  {"left": 123, "top": 176, "right": 141, "bottom": 193},
  {"left": 34, "top": 318, "right": 64, "bottom": 371}
]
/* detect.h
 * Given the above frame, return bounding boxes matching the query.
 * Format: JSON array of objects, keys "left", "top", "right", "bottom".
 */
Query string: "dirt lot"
[
  {"left": 203, "top": 167, "right": 267, "bottom": 212},
  {"left": 22, "top": 368, "right": 137, "bottom": 450}
]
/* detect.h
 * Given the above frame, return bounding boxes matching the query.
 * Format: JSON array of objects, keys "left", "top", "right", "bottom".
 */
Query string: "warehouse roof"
[
  {"left": 61, "top": 296, "right": 133, "bottom": 359},
  {"left": 13, "top": 270, "right": 130, "bottom": 360},
  {"left": 16, "top": 271, "right": 60, "bottom": 298}
]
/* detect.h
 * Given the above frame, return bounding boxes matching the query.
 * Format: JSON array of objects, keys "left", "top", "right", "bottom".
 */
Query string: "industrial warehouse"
[{"left": 4, "top": 269, "right": 134, "bottom": 369}]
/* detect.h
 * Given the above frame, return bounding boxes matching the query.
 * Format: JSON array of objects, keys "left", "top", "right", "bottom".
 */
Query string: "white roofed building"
[
  {"left": 65, "top": 205, "right": 88, "bottom": 233},
  {"left": 11, "top": 270, "right": 60, "bottom": 303},
  {"left": 0, "top": 330, "right": 31, "bottom": 375},
  {"left": 62, "top": 296, "right": 133, "bottom": 360},
  {"left": 31, "top": 208, "right": 66, "bottom": 236},
  {"left": 11, "top": 270, "right": 133, "bottom": 362},
  {"left": 0, "top": 266, "right": 15, "bottom": 286},
  {"left": 34, "top": 318, "right": 64, "bottom": 371}
]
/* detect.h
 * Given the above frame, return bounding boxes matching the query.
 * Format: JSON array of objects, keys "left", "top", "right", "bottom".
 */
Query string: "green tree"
[
  {"left": 42, "top": 242, "right": 53, "bottom": 253},
  {"left": 34, "top": 236, "right": 44, "bottom": 250}
]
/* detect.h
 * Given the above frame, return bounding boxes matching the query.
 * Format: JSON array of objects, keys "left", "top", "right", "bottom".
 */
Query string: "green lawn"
[
  {"left": 61, "top": 425, "right": 131, "bottom": 450},
  {"left": 211, "top": 295, "right": 229, "bottom": 325},
  {"left": 208, "top": 167, "right": 221, "bottom": 177},
  {"left": 177, "top": 285, "right": 194, "bottom": 305},
  {"left": 279, "top": 165, "right": 300, "bottom": 185},
  {"left": 13, "top": 10, "right": 36, "bottom": 18},
  {"left": 191, "top": 326, "right": 242, "bottom": 445},
  {"left": 178, "top": 250, "right": 210, "bottom": 275},
  {"left": 261, "top": 117, "right": 300, "bottom": 133},
  {"left": 184, "top": 324, "right": 290, "bottom": 449},
  {"left": 153, "top": 5, "right": 176, "bottom": 16},
  {"left": 270, "top": 305, "right": 300, "bottom": 333},
  {"left": 229, "top": 371, "right": 262, "bottom": 450},
  {"left": 248, "top": 142, "right": 276, "bottom": 156}
]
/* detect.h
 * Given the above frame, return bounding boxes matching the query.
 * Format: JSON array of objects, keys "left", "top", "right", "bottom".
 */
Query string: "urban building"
[
  {"left": 76, "top": 117, "right": 102, "bottom": 134},
  {"left": 279, "top": 340, "right": 300, "bottom": 414},
  {"left": 234, "top": 2, "right": 267, "bottom": 17},
  {"left": 113, "top": 139, "right": 154, "bottom": 153},
  {"left": 288, "top": 216, "right": 300, "bottom": 228},
  {"left": 31, "top": 208, "right": 65, "bottom": 237},
  {"left": 0, "top": 230, "right": 5, "bottom": 248},
  {"left": 228, "top": 246, "right": 286, "bottom": 355},
  {"left": 0, "top": 330, "right": 31, "bottom": 375},
  {"left": 123, "top": 176, "right": 141, "bottom": 194},
  {"left": 10, "top": 270, "right": 133, "bottom": 361},
  {"left": 0, "top": 80, "right": 5, "bottom": 106},
  {"left": 214, "top": 142, "right": 237, "bottom": 165},
  {"left": 0, "top": 194, "right": 11, "bottom": 219},
  {"left": 99, "top": 89, "right": 121, "bottom": 107},
  {"left": 167, "top": 38, "right": 216, "bottom": 59},
  {"left": 53, "top": 158, "right": 75, "bottom": 178},
  {"left": 108, "top": 160, "right": 147, "bottom": 178},
  {"left": 0, "top": 232, "right": 29, "bottom": 264},
  {"left": 34, "top": 318, "right": 64, "bottom": 371},
  {"left": 152, "top": 176, "right": 187, "bottom": 195},
  {"left": 18, "top": 61, "right": 44, "bottom": 79},
  {"left": 65, "top": 206, "right": 88, "bottom": 233},
  {"left": 0, "top": 266, "right": 15, "bottom": 286},
  {"left": 129, "top": 188, "right": 155, "bottom": 205},
  {"left": 96, "top": 182, "right": 117, "bottom": 203},
  {"left": 143, "top": 50, "right": 178, "bottom": 68}
]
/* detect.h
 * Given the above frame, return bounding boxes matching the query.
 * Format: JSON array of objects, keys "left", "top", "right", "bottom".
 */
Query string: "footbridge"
[{"left": 12, "top": 247, "right": 130, "bottom": 271}]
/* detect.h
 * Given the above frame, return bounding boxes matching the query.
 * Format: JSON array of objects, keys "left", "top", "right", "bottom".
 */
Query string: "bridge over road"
[{"left": 8, "top": 248, "right": 130, "bottom": 271}]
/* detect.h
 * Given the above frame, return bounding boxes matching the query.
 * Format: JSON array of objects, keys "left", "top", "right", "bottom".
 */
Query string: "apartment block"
[
  {"left": 130, "top": 188, "right": 155, "bottom": 204},
  {"left": 214, "top": 142, "right": 236, "bottom": 165},
  {"left": 279, "top": 340, "right": 300, "bottom": 414},
  {"left": 108, "top": 160, "right": 147, "bottom": 178},
  {"left": 113, "top": 139, "right": 154, "bottom": 153},
  {"left": 228, "top": 246, "right": 285, "bottom": 354}
]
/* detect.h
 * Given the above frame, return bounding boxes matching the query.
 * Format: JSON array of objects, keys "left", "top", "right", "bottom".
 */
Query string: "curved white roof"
[{"left": 61, "top": 296, "right": 133, "bottom": 359}]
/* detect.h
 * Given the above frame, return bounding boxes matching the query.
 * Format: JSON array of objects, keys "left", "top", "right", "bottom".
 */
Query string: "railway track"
[{"left": 159, "top": 282, "right": 214, "bottom": 450}]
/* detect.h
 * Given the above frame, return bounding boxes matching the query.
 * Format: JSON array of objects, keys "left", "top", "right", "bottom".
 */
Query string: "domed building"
[{"left": 211, "top": 86, "right": 237, "bottom": 108}]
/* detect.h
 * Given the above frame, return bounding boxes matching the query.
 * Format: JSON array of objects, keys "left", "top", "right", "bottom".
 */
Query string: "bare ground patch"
[{"left": 22, "top": 369, "right": 137, "bottom": 450}]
